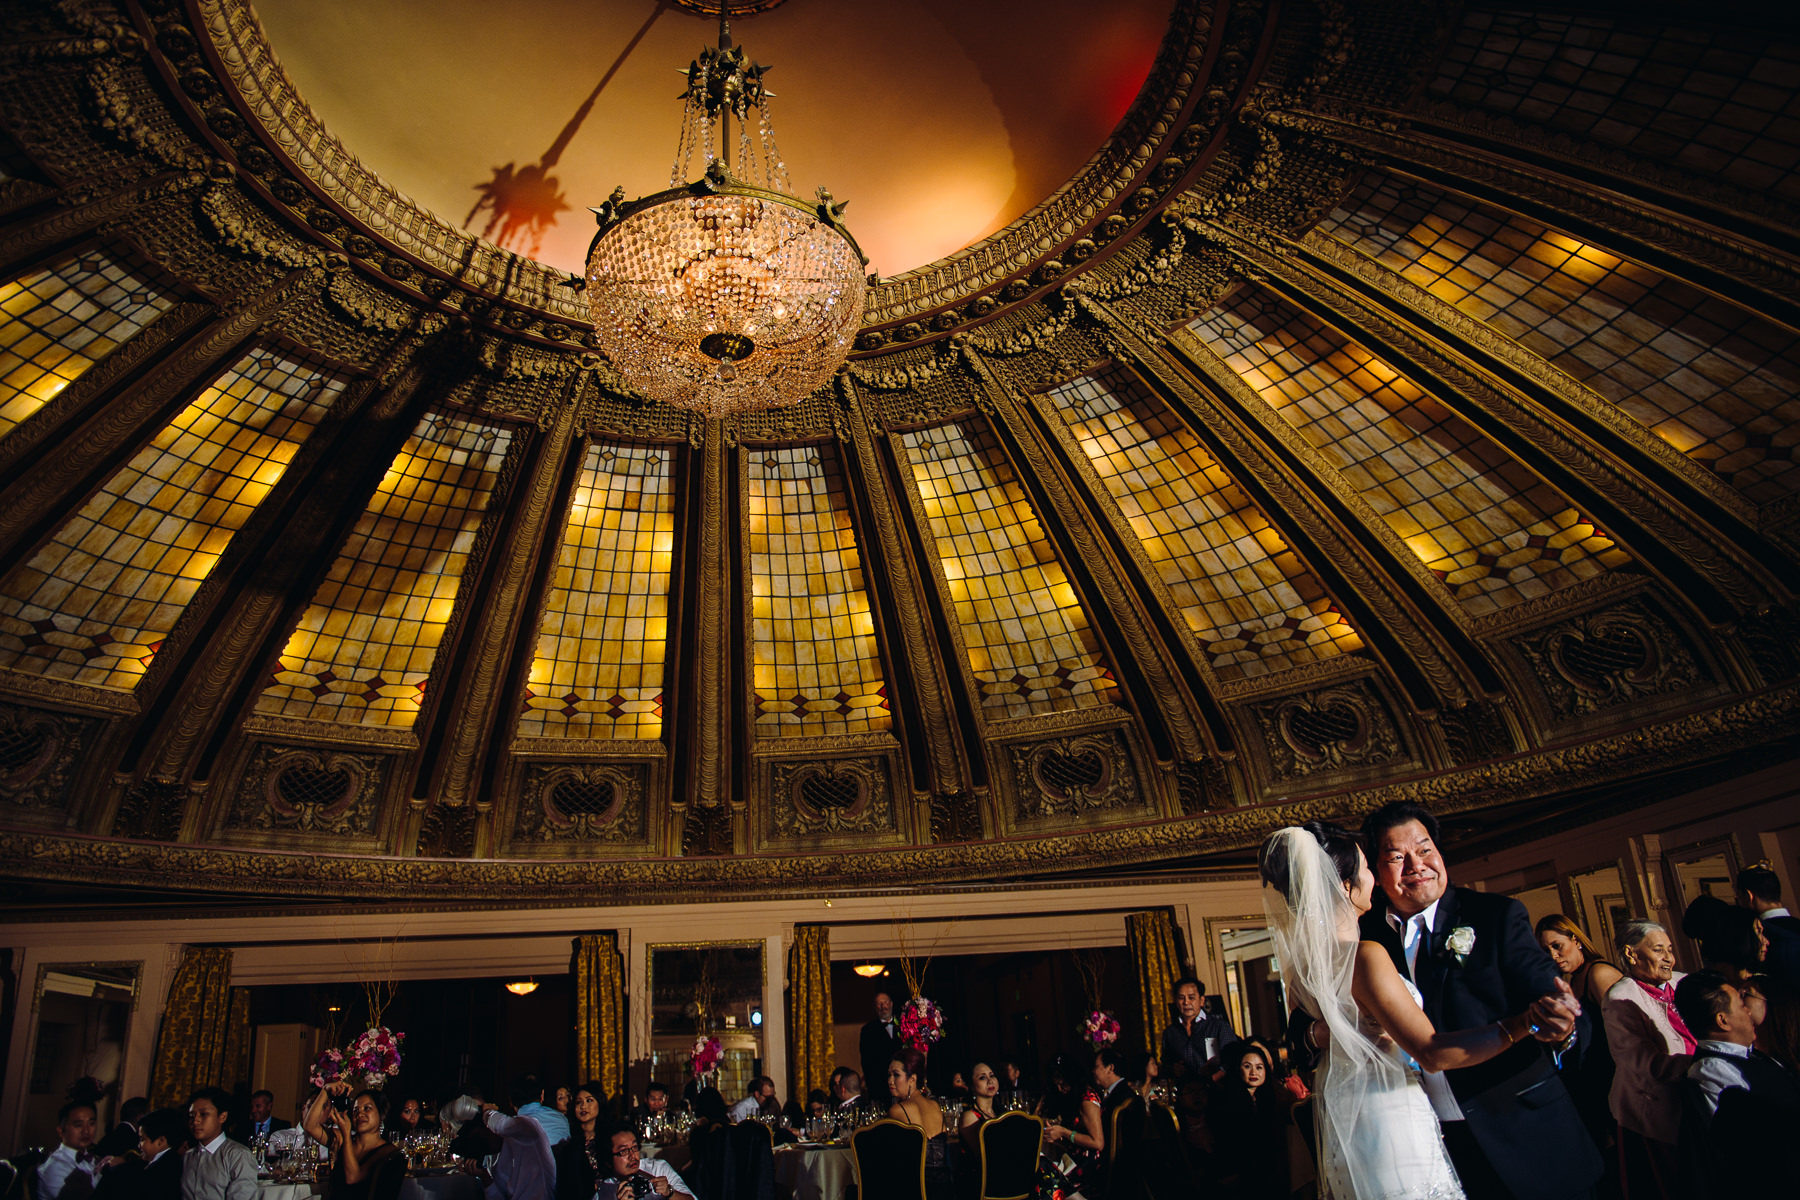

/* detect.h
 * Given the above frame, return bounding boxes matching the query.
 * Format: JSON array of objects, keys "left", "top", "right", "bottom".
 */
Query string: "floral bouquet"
[
  {"left": 898, "top": 995, "right": 944, "bottom": 1053},
  {"left": 346, "top": 1027, "right": 405, "bottom": 1085},
  {"left": 691, "top": 1036, "right": 723, "bottom": 1078},
  {"left": 308, "top": 1047, "right": 345, "bottom": 1089},
  {"left": 1080, "top": 1010, "right": 1120, "bottom": 1049}
]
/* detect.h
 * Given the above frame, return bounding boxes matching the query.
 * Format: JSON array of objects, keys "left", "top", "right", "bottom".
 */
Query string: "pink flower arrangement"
[
  {"left": 898, "top": 996, "right": 944, "bottom": 1053},
  {"left": 308, "top": 1048, "right": 345, "bottom": 1089},
  {"left": 346, "top": 1027, "right": 405, "bottom": 1080},
  {"left": 691, "top": 1036, "right": 723, "bottom": 1077},
  {"left": 1081, "top": 1010, "right": 1120, "bottom": 1048}
]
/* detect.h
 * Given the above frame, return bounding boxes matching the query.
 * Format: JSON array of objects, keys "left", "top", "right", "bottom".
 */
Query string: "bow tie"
[{"left": 76, "top": 1152, "right": 97, "bottom": 1164}]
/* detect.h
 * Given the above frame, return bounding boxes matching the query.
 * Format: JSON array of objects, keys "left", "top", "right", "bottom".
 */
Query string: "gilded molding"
[
  {"left": 7, "top": 681, "right": 1797, "bottom": 899},
  {"left": 0, "top": 702, "right": 101, "bottom": 823},
  {"left": 512, "top": 762, "right": 649, "bottom": 847},
  {"left": 746, "top": 729, "right": 900, "bottom": 760},
  {"left": 837, "top": 376, "right": 967, "bottom": 794},
  {"left": 0, "top": 168, "right": 205, "bottom": 277},
  {"left": 1510, "top": 596, "right": 1710, "bottom": 724},
  {"left": 224, "top": 744, "right": 385, "bottom": 838},
  {"left": 236, "top": 714, "right": 418, "bottom": 750},
  {"left": 692, "top": 419, "right": 730, "bottom": 810},
  {"left": 765, "top": 756, "right": 894, "bottom": 841},
  {"left": 1007, "top": 731, "right": 1142, "bottom": 825},
  {"left": 1247, "top": 679, "right": 1409, "bottom": 786},
  {"left": 435, "top": 392, "right": 580, "bottom": 810},
  {"left": 961, "top": 339, "right": 1206, "bottom": 761}
]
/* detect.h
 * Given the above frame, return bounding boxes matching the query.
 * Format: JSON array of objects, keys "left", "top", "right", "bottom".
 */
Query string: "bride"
[{"left": 1260, "top": 823, "right": 1539, "bottom": 1200}]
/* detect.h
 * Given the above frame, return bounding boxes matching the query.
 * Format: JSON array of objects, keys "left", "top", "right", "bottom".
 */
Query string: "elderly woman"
[{"left": 1602, "top": 919, "right": 1693, "bottom": 1200}]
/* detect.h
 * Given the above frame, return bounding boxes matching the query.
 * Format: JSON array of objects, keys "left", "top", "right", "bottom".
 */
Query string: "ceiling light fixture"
[
  {"left": 853, "top": 962, "right": 884, "bottom": 978},
  {"left": 505, "top": 980, "right": 539, "bottom": 996},
  {"left": 581, "top": 0, "right": 867, "bottom": 419}
]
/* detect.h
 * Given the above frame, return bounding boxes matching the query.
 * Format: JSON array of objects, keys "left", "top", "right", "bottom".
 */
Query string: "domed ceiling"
[{"left": 0, "top": 0, "right": 1798, "bottom": 907}]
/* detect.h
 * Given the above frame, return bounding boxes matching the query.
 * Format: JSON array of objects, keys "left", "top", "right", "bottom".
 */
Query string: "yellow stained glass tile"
[
  {"left": 257, "top": 412, "right": 512, "bottom": 727},
  {"left": 519, "top": 441, "right": 674, "bottom": 739},
  {"left": 0, "top": 345, "right": 345, "bottom": 689}
]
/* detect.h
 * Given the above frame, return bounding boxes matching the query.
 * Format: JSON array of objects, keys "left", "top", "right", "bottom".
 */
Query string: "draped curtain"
[
  {"left": 1125, "top": 909, "right": 1182, "bottom": 1055},
  {"left": 574, "top": 933, "right": 625, "bottom": 1098},
  {"left": 149, "top": 946, "right": 252, "bottom": 1108},
  {"left": 787, "top": 925, "right": 833, "bottom": 1103}
]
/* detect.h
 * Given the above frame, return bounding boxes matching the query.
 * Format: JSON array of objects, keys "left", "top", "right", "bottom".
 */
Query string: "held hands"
[
  {"left": 326, "top": 1080, "right": 353, "bottom": 1097},
  {"left": 1526, "top": 977, "right": 1580, "bottom": 1042}
]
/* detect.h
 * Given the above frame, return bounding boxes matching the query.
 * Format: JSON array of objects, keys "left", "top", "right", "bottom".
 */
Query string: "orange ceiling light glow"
[
  {"left": 853, "top": 962, "right": 885, "bottom": 977},
  {"left": 505, "top": 980, "right": 540, "bottom": 996}
]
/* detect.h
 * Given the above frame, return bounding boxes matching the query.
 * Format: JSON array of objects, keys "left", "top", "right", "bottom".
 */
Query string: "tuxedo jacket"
[
  {"left": 1361, "top": 886, "right": 1603, "bottom": 1200},
  {"left": 1760, "top": 912, "right": 1800, "bottom": 984},
  {"left": 859, "top": 1018, "right": 900, "bottom": 1100},
  {"left": 93, "top": 1152, "right": 181, "bottom": 1200}
]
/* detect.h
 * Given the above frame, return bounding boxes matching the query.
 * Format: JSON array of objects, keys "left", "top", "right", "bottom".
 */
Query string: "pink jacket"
[{"left": 1601, "top": 972, "right": 1689, "bottom": 1144}]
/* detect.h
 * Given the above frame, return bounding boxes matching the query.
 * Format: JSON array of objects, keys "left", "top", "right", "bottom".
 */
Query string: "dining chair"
[
  {"left": 1106, "top": 1096, "right": 1148, "bottom": 1200},
  {"left": 975, "top": 1111, "right": 1042, "bottom": 1200},
  {"left": 1139, "top": 1102, "right": 1198, "bottom": 1200},
  {"left": 850, "top": 1118, "right": 926, "bottom": 1200}
]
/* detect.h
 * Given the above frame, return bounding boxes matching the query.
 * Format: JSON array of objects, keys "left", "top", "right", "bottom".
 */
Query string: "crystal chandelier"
[{"left": 583, "top": 4, "right": 868, "bottom": 419}]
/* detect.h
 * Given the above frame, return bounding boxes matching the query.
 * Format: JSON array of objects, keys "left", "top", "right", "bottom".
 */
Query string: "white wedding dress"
[{"left": 1264, "top": 828, "right": 1463, "bottom": 1200}]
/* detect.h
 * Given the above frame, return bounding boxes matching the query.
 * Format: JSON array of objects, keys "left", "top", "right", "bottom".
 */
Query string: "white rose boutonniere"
[{"left": 1445, "top": 926, "right": 1476, "bottom": 965}]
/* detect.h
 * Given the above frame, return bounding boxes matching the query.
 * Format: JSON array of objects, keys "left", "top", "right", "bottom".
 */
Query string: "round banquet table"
[
  {"left": 257, "top": 1171, "right": 481, "bottom": 1200},
  {"left": 773, "top": 1143, "right": 854, "bottom": 1200},
  {"left": 257, "top": 1184, "right": 316, "bottom": 1200}
]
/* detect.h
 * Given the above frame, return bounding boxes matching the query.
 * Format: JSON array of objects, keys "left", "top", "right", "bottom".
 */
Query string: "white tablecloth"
[
  {"left": 401, "top": 1173, "right": 484, "bottom": 1200},
  {"left": 773, "top": 1144, "right": 854, "bottom": 1200},
  {"left": 257, "top": 1184, "right": 316, "bottom": 1200}
]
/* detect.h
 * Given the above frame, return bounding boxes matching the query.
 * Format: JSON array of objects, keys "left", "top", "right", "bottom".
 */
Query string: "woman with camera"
[{"left": 302, "top": 1081, "right": 405, "bottom": 1200}]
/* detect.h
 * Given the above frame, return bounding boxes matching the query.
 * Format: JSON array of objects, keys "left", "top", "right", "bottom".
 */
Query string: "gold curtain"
[
  {"left": 1125, "top": 909, "right": 1181, "bottom": 1056},
  {"left": 574, "top": 934, "right": 625, "bottom": 1097},
  {"left": 788, "top": 925, "right": 833, "bottom": 1103},
  {"left": 149, "top": 947, "right": 251, "bottom": 1107}
]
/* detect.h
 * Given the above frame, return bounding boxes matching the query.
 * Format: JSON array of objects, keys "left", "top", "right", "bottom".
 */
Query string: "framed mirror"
[
  {"left": 645, "top": 942, "right": 764, "bottom": 1104},
  {"left": 1566, "top": 863, "right": 1630, "bottom": 953},
  {"left": 26, "top": 963, "right": 141, "bottom": 1139}
]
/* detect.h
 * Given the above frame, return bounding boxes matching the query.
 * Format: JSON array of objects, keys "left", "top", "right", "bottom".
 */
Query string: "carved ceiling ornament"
[
  {"left": 1513, "top": 598, "right": 1707, "bottom": 721},
  {"left": 0, "top": 702, "right": 95, "bottom": 821},
  {"left": 515, "top": 762, "right": 647, "bottom": 845},
  {"left": 768, "top": 756, "right": 892, "bottom": 840},
  {"left": 1009, "top": 731, "right": 1139, "bottom": 823},
  {"left": 228, "top": 744, "right": 383, "bottom": 836},
  {"left": 1251, "top": 680, "right": 1406, "bottom": 785}
]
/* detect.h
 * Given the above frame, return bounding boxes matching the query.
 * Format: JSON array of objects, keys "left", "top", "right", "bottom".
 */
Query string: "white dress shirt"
[
  {"left": 183, "top": 1131, "right": 259, "bottom": 1200},
  {"left": 1762, "top": 906, "right": 1792, "bottom": 920},
  {"left": 1688, "top": 1039, "right": 1754, "bottom": 1114},
  {"left": 1386, "top": 900, "right": 1466, "bottom": 1122},
  {"left": 727, "top": 1095, "right": 763, "bottom": 1123},
  {"left": 482, "top": 1110, "right": 556, "bottom": 1200},
  {"left": 37, "top": 1143, "right": 99, "bottom": 1200},
  {"left": 600, "top": 1157, "right": 692, "bottom": 1200}
]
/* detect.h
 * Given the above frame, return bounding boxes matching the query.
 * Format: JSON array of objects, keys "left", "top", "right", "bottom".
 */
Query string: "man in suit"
[
  {"left": 1360, "top": 801, "right": 1600, "bottom": 1200},
  {"left": 1735, "top": 862, "right": 1800, "bottom": 984},
  {"left": 1160, "top": 976, "right": 1240, "bottom": 1082},
  {"left": 859, "top": 992, "right": 901, "bottom": 1105},
  {"left": 234, "top": 1092, "right": 289, "bottom": 1144},
  {"left": 94, "top": 1108, "right": 185, "bottom": 1200}
]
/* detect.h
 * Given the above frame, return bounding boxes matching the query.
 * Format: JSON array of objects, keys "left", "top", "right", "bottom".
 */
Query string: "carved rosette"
[
  {"left": 416, "top": 804, "right": 478, "bottom": 860},
  {"left": 767, "top": 757, "right": 892, "bottom": 841},
  {"left": 0, "top": 703, "right": 98, "bottom": 822},
  {"left": 513, "top": 763, "right": 647, "bottom": 845},
  {"left": 1249, "top": 681, "right": 1406, "bottom": 785},
  {"left": 1513, "top": 599, "right": 1706, "bottom": 721},
  {"left": 1008, "top": 731, "right": 1140, "bottom": 824},
  {"left": 227, "top": 745, "right": 384, "bottom": 836}
]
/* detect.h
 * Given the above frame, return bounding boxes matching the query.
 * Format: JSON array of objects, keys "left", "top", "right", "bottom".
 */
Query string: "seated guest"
[
  {"left": 1673, "top": 970, "right": 1800, "bottom": 1196},
  {"left": 597, "top": 1130, "right": 693, "bottom": 1200},
  {"left": 946, "top": 1072, "right": 970, "bottom": 1101},
  {"left": 182, "top": 1088, "right": 257, "bottom": 1200},
  {"left": 631, "top": 1084, "right": 669, "bottom": 1124},
  {"left": 482, "top": 1078, "right": 559, "bottom": 1200},
  {"left": 887, "top": 1048, "right": 954, "bottom": 1200},
  {"left": 1742, "top": 973, "right": 1799, "bottom": 1070},
  {"left": 553, "top": 1083, "right": 609, "bottom": 1200},
  {"left": 94, "top": 1107, "right": 186, "bottom": 1200},
  {"left": 1736, "top": 862, "right": 1800, "bottom": 984},
  {"left": 804, "top": 1090, "right": 830, "bottom": 1120},
  {"left": 551, "top": 1088, "right": 571, "bottom": 1119},
  {"left": 94, "top": 1098, "right": 150, "bottom": 1162},
  {"left": 1684, "top": 897, "right": 1770, "bottom": 983},
  {"left": 727, "top": 1077, "right": 775, "bottom": 1123},
  {"left": 1604, "top": 919, "right": 1693, "bottom": 1200},
  {"left": 1162, "top": 976, "right": 1239, "bottom": 1083},
  {"left": 1206, "top": 1041, "right": 1289, "bottom": 1199},
  {"left": 1128, "top": 1052, "right": 1161, "bottom": 1102},
  {"left": 239, "top": 1091, "right": 290, "bottom": 1144},
  {"left": 1037, "top": 1055, "right": 1099, "bottom": 1195},
  {"left": 38, "top": 1098, "right": 101, "bottom": 1200},
  {"left": 386, "top": 1097, "right": 426, "bottom": 1141},
  {"left": 514, "top": 1076, "right": 570, "bottom": 1148},
  {"left": 998, "top": 1060, "right": 1024, "bottom": 1104},
  {"left": 301, "top": 1083, "right": 403, "bottom": 1200},
  {"left": 957, "top": 1062, "right": 1000, "bottom": 1154},
  {"left": 831, "top": 1071, "right": 863, "bottom": 1111}
]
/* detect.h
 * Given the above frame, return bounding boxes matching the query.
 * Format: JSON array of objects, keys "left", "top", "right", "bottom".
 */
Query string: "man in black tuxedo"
[
  {"left": 1735, "top": 862, "right": 1800, "bottom": 984},
  {"left": 93, "top": 1107, "right": 185, "bottom": 1200},
  {"left": 859, "top": 992, "right": 901, "bottom": 1104},
  {"left": 1360, "top": 802, "right": 1601, "bottom": 1200}
]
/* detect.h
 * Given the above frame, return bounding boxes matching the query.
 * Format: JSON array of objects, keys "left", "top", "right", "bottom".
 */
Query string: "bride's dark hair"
[{"left": 1260, "top": 820, "right": 1361, "bottom": 898}]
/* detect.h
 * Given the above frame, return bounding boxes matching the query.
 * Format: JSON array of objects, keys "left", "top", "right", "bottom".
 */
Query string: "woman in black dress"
[
  {"left": 1538, "top": 913, "right": 1624, "bottom": 1198},
  {"left": 1205, "top": 1041, "right": 1289, "bottom": 1200},
  {"left": 553, "top": 1082, "right": 610, "bottom": 1200},
  {"left": 303, "top": 1082, "right": 405, "bottom": 1200},
  {"left": 887, "top": 1047, "right": 955, "bottom": 1200}
]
